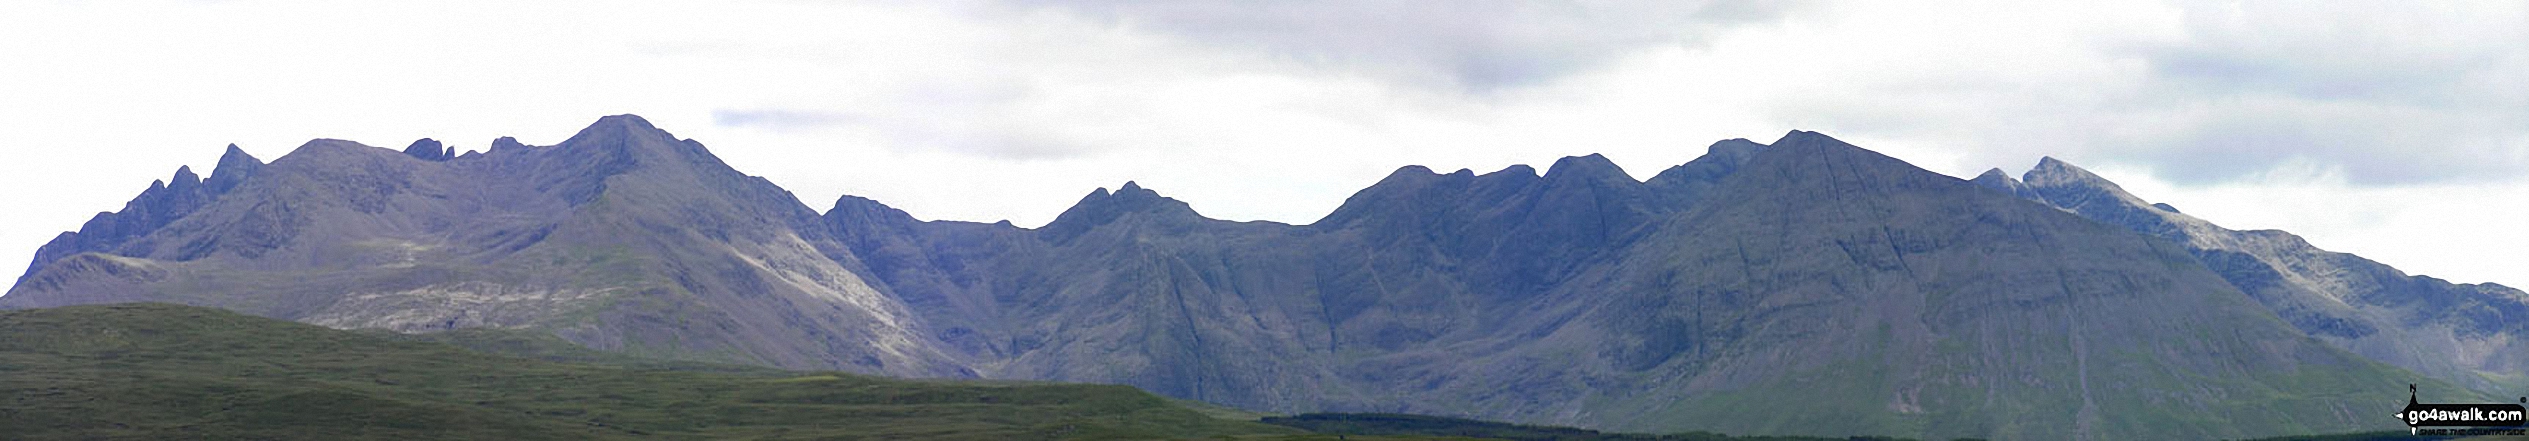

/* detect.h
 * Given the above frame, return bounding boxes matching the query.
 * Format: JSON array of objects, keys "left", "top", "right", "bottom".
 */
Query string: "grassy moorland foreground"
[
  {"left": 0, "top": 303, "right": 1307, "bottom": 440},
  {"left": 0, "top": 303, "right": 2455, "bottom": 440},
  {"left": 0, "top": 302, "right": 1876, "bottom": 440}
]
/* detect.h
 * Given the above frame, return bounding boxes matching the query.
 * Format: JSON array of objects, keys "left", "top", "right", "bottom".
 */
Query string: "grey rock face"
[
  {"left": 4, "top": 115, "right": 965, "bottom": 377},
  {"left": 401, "top": 138, "right": 455, "bottom": 161},
  {"left": 824, "top": 130, "right": 2452, "bottom": 439},
  {"left": 16, "top": 150, "right": 266, "bottom": 288},
  {"left": 6, "top": 118, "right": 2478, "bottom": 440},
  {"left": 1991, "top": 156, "right": 2529, "bottom": 395}
]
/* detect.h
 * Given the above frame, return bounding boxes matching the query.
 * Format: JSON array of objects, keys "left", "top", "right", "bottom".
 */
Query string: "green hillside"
[{"left": 0, "top": 303, "right": 1300, "bottom": 440}]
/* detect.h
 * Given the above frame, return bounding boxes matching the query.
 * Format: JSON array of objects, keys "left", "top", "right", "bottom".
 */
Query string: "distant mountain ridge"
[
  {"left": 2, "top": 115, "right": 2502, "bottom": 440},
  {"left": 1974, "top": 158, "right": 2529, "bottom": 394},
  {"left": 7, "top": 115, "right": 963, "bottom": 377}
]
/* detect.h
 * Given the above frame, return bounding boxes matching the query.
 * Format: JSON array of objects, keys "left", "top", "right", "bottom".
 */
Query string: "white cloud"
[
  {"left": 997, "top": 0, "right": 1813, "bottom": 93},
  {"left": 0, "top": 0, "right": 2520, "bottom": 291}
]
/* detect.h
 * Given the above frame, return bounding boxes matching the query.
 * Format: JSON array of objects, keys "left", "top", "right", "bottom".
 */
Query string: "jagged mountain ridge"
[
  {"left": 5, "top": 115, "right": 962, "bottom": 376},
  {"left": 3, "top": 116, "right": 2488, "bottom": 440},
  {"left": 1974, "top": 158, "right": 2529, "bottom": 395}
]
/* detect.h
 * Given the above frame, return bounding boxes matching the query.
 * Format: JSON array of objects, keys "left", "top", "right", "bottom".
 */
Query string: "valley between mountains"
[{"left": 7, "top": 115, "right": 2522, "bottom": 440}]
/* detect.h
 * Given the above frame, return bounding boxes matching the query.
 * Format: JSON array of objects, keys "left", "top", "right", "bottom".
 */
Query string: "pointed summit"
[
  {"left": 205, "top": 144, "right": 262, "bottom": 195},
  {"left": 561, "top": 114, "right": 679, "bottom": 148},
  {"left": 1969, "top": 168, "right": 2042, "bottom": 201},
  {"left": 1741, "top": 129, "right": 1925, "bottom": 186},
  {"left": 2014, "top": 156, "right": 2186, "bottom": 238},
  {"left": 1544, "top": 154, "right": 1631, "bottom": 183},
  {"left": 1315, "top": 165, "right": 1458, "bottom": 227},
  {"left": 1973, "top": 168, "right": 2014, "bottom": 183},
  {"left": 1769, "top": 130, "right": 1844, "bottom": 148},
  {"left": 1969, "top": 168, "right": 2018, "bottom": 190},
  {"left": 1039, "top": 181, "right": 1200, "bottom": 243},
  {"left": 2024, "top": 156, "right": 2115, "bottom": 189},
  {"left": 1751, "top": 130, "right": 1900, "bottom": 172},
  {"left": 595, "top": 113, "right": 661, "bottom": 131},
  {"left": 170, "top": 166, "right": 202, "bottom": 188},
  {"left": 2019, "top": 157, "right": 2158, "bottom": 212},
  {"left": 1116, "top": 180, "right": 1150, "bottom": 195},
  {"left": 1088, "top": 181, "right": 1191, "bottom": 213}
]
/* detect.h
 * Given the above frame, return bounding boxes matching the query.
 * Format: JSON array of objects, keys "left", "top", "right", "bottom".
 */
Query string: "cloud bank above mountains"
[{"left": 0, "top": 0, "right": 2520, "bottom": 287}]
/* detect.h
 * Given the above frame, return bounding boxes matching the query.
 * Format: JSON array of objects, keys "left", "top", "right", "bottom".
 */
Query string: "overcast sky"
[{"left": 3, "top": 1, "right": 2523, "bottom": 291}]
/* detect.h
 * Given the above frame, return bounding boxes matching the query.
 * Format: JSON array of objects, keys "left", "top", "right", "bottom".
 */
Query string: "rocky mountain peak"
[
  {"left": 1769, "top": 129, "right": 1839, "bottom": 148},
  {"left": 594, "top": 113, "right": 663, "bottom": 132},
  {"left": 1101, "top": 181, "right": 1185, "bottom": 220},
  {"left": 825, "top": 193, "right": 936, "bottom": 241},
  {"left": 217, "top": 144, "right": 255, "bottom": 163},
  {"left": 1114, "top": 180, "right": 1156, "bottom": 198},
  {"left": 1038, "top": 181, "right": 1200, "bottom": 243},
  {"left": 1707, "top": 138, "right": 1766, "bottom": 158},
  {"left": 560, "top": 114, "right": 679, "bottom": 149},
  {"left": 829, "top": 195, "right": 919, "bottom": 225},
  {"left": 1645, "top": 138, "right": 1768, "bottom": 196},
  {"left": 1493, "top": 163, "right": 1540, "bottom": 178},
  {"left": 1972, "top": 168, "right": 2012, "bottom": 183},
  {"left": 1537, "top": 153, "right": 1638, "bottom": 190},
  {"left": 1741, "top": 129, "right": 1932, "bottom": 187},
  {"left": 2023, "top": 156, "right": 2116, "bottom": 189},
  {"left": 1543, "top": 154, "right": 1631, "bottom": 183},
  {"left": 169, "top": 166, "right": 202, "bottom": 190},
  {"left": 488, "top": 136, "right": 530, "bottom": 153},
  {"left": 402, "top": 138, "right": 455, "bottom": 161},
  {"left": 205, "top": 144, "right": 262, "bottom": 194},
  {"left": 2018, "top": 157, "right": 2156, "bottom": 210},
  {"left": 1969, "top": 168, "right": 2043, "bottom": 201},
  {"left": 1313, "top": 165, "right": 1453, "bottom": 227}
]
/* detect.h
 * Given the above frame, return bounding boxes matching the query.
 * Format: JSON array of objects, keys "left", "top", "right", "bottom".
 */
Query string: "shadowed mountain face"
[
  {"left": 1975, "top": 158, "right": 2529, "bottom": 396},
  {"left": 2, "top": 117, "right": 2486, "bottom": 440},
  {"left": 2, "top": 115, "right": 962, "bottom": 376}
]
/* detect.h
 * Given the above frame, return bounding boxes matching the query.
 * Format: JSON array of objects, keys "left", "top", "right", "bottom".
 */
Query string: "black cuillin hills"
[{"left": 3, "top": 116, "right": 2495, "bottom": 440}]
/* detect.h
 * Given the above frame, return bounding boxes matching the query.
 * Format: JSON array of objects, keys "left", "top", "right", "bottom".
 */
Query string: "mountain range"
[{"left": 6, "top": 115, "right": 2519, "bottom": 440}]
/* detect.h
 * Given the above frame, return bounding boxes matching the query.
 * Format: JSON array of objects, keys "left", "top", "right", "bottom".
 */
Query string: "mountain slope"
[
  {"left": 3, "top": 117, "right": 2485, "bottom": 440},
  {"left": 1523, "top": 132, "right": 2455, "bottom": 439},
  {"left": 1, "top": 115, "right": 962, "bottom": 376},
  {"left": 1972, "top": 158, "right": 2529, "bottom": 396},
  {"left": 822, "top": 132, "right": 2463, "bottom": 439}
]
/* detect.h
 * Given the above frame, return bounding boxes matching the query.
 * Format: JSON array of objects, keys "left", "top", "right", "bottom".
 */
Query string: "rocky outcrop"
[
  {"left": 3, "top": 115, "right": 965, "bottom": 377},
  {"left": 1986, "top": 157, "right": 2529, "bottom": 395},
  {"left": 401, "top": 138, "right": 456, "bottom": 161},
  {"left": 16, "top": 148, "right": 267, "bottom": 287}
]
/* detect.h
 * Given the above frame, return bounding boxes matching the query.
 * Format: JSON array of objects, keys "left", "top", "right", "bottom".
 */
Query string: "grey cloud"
[
  {"left": 1000, "top": 0, "right": 1810, "bottom": 93},
  {"left": 1784, "top": 2, "right": 2529, "bottom": 187},
  {"left": 2115, "top": 1, "right": 2529, "bottom": 186},
  {"left": 2128, "top": 106, "right": 2524, "bottom": 185},
  {"left": 713, "top": 109, "right": 861, "bottom": 131},
  {"left": 715, "top": 107, "right": 1087, "bottom": 160},
  {"left": 714, "top": 78, "right": 1085, "bottom": 160}
]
